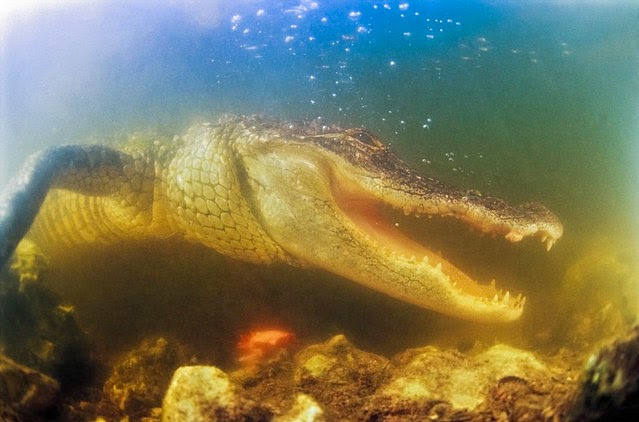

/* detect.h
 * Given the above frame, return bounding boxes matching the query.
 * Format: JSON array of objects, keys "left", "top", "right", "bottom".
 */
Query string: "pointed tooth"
[
  {"left": 506, "top": 232, "right": 523, "bottom": 242},
  {"left": 489, "top": 279, "right": 496, "bottom": 290},
  {"left": 503, "top": 291, "right": 510, "bottom": 305},
  {"left": 541, "top": 235, "right": 548, "bottom": 242},
  {"left": 421, "top": 255, "right": 429, "bottom": 263},
  {"left": 521, "top": 296, "right": 527, "bottom": 307},
  {"left": 435, "top": 262, "right": 442, "bottom": 271},
  {"left": 545, "top": 238, "right": 555, "bottom": 251},
  {"left": 492, "top": 294, "right": 499, "bottom": 303},
  {"left": 410, "top": 255, "right": 416, "bottom": 261}
]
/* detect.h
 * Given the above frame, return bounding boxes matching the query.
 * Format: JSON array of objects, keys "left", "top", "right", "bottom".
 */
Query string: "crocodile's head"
[{"left": 235, "top": 117, "right": 563, "bottom": 323}]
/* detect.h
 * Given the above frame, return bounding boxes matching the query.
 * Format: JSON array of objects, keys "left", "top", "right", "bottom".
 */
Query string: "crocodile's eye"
[{"left": 352, "top": 131, "right": 377, "bottom": 147}]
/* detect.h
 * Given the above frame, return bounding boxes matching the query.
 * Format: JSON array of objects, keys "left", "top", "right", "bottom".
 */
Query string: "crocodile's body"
[{"left": 0, "top": 116, "right": 563, "bottom": 322}]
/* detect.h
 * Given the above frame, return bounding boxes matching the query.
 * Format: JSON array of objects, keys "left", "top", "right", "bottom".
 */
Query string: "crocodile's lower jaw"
[{"left": 333, "top": 178, "right": 526, "bottom": 322}]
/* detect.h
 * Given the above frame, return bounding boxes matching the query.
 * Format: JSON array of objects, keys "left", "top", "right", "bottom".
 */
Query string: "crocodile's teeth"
[
  {"left": 505, "top": 232, "right": 523, "bottom": 242},
  {"left": 435, "top": 262, "right": 442, "bottom": 271},
  {"left": 492, "top": 294, "right": 499, "bottom": 303},
  {"left": 503, "top": 291, "right": 510, "bottom": 305},
  {"left": 545, "top": 238, "right": 555, "bottom": 251}
]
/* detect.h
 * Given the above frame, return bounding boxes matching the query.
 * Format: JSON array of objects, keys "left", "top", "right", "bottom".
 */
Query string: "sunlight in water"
[
  {"left": 1, "top": 1, "right": 638, "bottom": 418},
  {"left": 0, "top": 0, "right": 84, "bottom": 20}
]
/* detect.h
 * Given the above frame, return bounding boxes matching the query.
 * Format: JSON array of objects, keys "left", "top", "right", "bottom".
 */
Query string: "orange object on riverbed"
[{"left": 236, "top": 328, "right": 297, "bottom": 367}]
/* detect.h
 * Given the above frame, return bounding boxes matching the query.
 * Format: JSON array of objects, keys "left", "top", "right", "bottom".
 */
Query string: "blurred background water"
[{"left": 1, "top": 0, "right": 638, "bottom": 354}]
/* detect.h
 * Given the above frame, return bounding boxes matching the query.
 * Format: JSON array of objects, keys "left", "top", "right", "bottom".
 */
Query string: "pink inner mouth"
[{"left": 331, "top": 178, "right": 499, "bottom": 300}]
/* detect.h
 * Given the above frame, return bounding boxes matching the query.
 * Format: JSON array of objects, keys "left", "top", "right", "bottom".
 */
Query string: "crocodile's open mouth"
[
  {"left": 332, "top": 178, "right": 528, "bottom": 316},
  {"left": 239, "top": 120, "right": 562, "bottom": 322}
]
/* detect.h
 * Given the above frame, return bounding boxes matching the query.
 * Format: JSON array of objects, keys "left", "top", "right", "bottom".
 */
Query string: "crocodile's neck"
[{"left": 159, "top": 123, "right": 289, "bottom": 264}]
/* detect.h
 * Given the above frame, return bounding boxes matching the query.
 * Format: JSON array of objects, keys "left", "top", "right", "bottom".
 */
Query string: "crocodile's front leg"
[{"left": 0, "top": 145, "right": 152, "bottom": 268}]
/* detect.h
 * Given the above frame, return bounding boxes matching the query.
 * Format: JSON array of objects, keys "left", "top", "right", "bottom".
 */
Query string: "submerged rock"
[
  {"left": 273, "top": 393, "right": 325, "bottom": 422},
  {"left": 0, "top": 241, "right": 92, "bottom": 388},
  {"left": 0, "top": 353, "right": 60, "bottom": 420},
  {"left": 559, "top": 241, "right": 638, "bottom": 350},
  {"left": 373, "top": 343, "right": 548, "bottom": 410},
  {"left": 294, "top": 334, "right": 389, "bottom": 419},
  {"left": 365, "top": 343, "right": 572, "bottom": 420},
  {"left": 157, "top": 334, "right": 578, "bottom": 421},
  {"left": 162, "top": 365, "right": 270, "bottom": 421},
  {"left": 99, "top": 337, "right": 187, "bottom": 419},
  {"left": 568, "top": 325, "right": 639, "bottom": 421},
  {"left": 162, "top": 364, "right": 327, "bottom": 422}
]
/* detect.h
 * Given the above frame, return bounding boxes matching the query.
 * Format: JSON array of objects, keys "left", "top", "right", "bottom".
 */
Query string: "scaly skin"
[{"left": 0, "top": 116, "right": 563, "bottom": 322}]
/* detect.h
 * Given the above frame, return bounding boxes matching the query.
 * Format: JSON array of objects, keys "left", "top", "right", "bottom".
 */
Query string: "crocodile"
[{"left": 0, "top": 115, "right": 563, "bottom": 323}]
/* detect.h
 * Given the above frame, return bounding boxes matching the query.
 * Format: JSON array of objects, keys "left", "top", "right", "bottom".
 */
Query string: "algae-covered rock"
[
  {"left": 364, "top": 342, "right": 576, "bottom": 420},
  {"left": 559, "top": 241, "right": 639, "bottom": 350},
  {"left": 294, "top": 334, "right": 389, "bottom": 418},
  {"left": 568, "top": 325, "right": 639, "bottom": 421},
  {"left": 162, "top": 365, "right": 270, "bottom": 421},
  {"left": 163, "top": 364, "right": 327, "bottom": 421},
  {"left": 273, "top": 393, "right": 325, "bottom": 422},
  {"left": 99, "top": 337, "right": 187, "bottom": 419},
  {"left": 375, "top": 344, "right": 548, "bottom": 410},
  {"left": 0, "top": 241, "right": 92, "bottom": 388},
  {"left": 0, "top": 353, "right": 60, "bottom": 420}
]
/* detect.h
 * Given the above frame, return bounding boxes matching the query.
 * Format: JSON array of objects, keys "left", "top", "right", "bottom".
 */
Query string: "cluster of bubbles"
[
  {"left": 210, "top": 1, "right": 466, "bottom": 127},
  {"left": 199, "top": 0, "right": 575, "bottom": 177}
]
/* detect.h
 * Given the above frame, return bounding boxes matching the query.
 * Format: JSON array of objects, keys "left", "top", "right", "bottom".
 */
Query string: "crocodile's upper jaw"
[{"left": 239, "top": 126, "right": 562, "bottom": 323}]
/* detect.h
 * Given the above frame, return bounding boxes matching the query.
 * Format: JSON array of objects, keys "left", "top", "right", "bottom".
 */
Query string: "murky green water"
[{"left": 1, "top": 1, "right": 638, "bottom": 357}]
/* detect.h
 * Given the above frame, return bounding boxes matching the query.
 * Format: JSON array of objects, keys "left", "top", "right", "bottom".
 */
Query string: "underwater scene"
[{"left": 1, "top": 0, "right": 638, "bottom": 420}]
